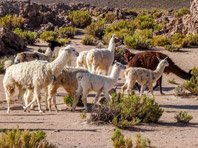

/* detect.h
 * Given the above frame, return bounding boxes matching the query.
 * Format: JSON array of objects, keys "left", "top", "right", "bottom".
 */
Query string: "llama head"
[
  {"left": 158, "top": 57, "right": 169, "bottom": 67},
  {"left": 113, "top": 60, "right": 126, "bottom": 70},
  {"left": 123, "top": 48, "right": 134, "bottom": 62},
  {"left": 60, "top": 45, "right": 79, "bottom": 58}
]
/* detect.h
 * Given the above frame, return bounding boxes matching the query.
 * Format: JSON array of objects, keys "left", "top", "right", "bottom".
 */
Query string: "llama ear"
[
  {"left": 156, "top": 56, "right": 161, "bottom": 62},
  {"left": 164, "top": 57, "right": 168, "bottom": 60}
]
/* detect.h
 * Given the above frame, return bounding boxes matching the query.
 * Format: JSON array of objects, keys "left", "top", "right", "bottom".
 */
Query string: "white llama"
[
  {"left": 72, "top": 61, "right": 126, "bottom": 112},
  {"left": 3, "top": 45, "right": 79, "bottom": 113},
  {"left": 122, "top": 57, "right": 169, "bottom": 96},
  {"left": 86, "top": 34, "right": 117, "bottom": 75}
]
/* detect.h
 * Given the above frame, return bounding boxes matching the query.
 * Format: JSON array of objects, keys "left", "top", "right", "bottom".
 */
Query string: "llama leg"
[
  {"left": 72, "top": 87, "right": 83, "bottom": 112},
  {"left": 121, "top": 82, "right": 128, "bottom": 94},
  {"left": 18, "top": 87, "right": 26, "bottom": 106},
  {"left": 104, "top": 91, "right": 111, "bottom": 102},
  {"left": 5, "top": 88, "right": 13, "bottom": 113},
  {"left": 93, "top": 90, "right": 102, "bottom": 110},
  {"left": 140, "top": 85, "right": 145, "bottom": 96},
  {"left": 126, "top": 80, "right": 136, "bottom": 95},
  {"left": 47, "top": 86, "right": 58, "bottom": 112},
  {"left": 81, "top": 90, "right": 89, "bottom": 112},
  {"left": 148, "top": 84, "right": 154, "bottom": 97}
]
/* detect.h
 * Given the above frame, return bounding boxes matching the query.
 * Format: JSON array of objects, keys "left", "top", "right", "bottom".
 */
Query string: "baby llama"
[
  {"left": 72, "top": 61, "right": 126, "bottom": 112},
  {"left": 3, "top": 45, "right": 79, "bottom": 113},
  {"left": 122, "top": 57, "right": 169, "bottom": 96},
  {"left": 86, "top": 34, "right": 117, "bottom": 75}
]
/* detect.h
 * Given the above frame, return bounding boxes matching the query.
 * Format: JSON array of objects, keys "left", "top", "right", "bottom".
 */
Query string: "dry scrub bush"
[
  {"left": 0, "top": 128, "right": 56, "bottom": 148},
  {"left": 13, "top": 28, "right": 37, "bottom": 45},
  {"left": 175, "top": 111, "right": 193, "bottom": 124},
  {"left": 81, "top": 34, "right": 98, "bottom": 45},
  {"left": 90, "top": 93, "right": 163, "bottom": 128},
  {"left": 68, "top": 10, "right": 92, "bottom": 28},
  {"left": 183, "top": 67, "right": 198, "bottom": 95},
  {"left": 174, "top": 8, "right": 190, "bottom": 18},
  {"left": 40, "top": 31, "right": 58, "bottom": 42},
  {"left": 85, "top": 20, "right": 106, "bottom": 39},
  {"left": 0, "top": 15, "right": 24, "bottom": 29},
  {"left": 57, "top": 26, "right": 76, "bottom": 38},
  {"left": 124, "top": 29, "right": 153, "bottom": 50},
  {"left": 111, "top": 129, "right": 151, "bottom": 148}
]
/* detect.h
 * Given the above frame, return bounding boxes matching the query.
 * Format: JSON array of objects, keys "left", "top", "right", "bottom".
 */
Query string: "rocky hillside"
[{"left": 0, "top": 0, "right": 191, "bottom": 9}]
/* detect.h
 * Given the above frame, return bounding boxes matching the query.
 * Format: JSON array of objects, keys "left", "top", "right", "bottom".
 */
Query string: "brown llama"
[{"left": 123, "top": 49, "right": 192, "bottom": 94}]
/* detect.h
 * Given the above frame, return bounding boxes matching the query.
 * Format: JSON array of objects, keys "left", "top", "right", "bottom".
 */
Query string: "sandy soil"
[{"left": 0, "top": 34, "right": 198, "bottom": 148}]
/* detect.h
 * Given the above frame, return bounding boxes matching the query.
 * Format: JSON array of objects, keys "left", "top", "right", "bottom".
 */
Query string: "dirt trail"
[{"left": 0, "top": 34, "right": 198, "bottom": 148}]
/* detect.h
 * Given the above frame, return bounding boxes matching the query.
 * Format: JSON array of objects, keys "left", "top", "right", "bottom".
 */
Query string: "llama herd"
[{"left": 2, "top": 34, "right": 192, "bottom": 113}]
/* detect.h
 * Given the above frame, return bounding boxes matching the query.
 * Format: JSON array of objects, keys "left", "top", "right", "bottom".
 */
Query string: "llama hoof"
[
  {"left": 39, "top": 110, "right": 44, "bottom": 113},
  {"left": 6, "top": 110, "right": 10, "bottom": 114}
]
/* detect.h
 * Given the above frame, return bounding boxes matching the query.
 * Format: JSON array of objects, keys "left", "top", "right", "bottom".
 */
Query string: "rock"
[{"left": 0, "top": 27, "right": 26, "bottom": 56}]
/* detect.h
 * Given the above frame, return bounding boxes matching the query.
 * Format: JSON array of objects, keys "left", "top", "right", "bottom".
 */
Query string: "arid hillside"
[{"left": 0, "top": 0, "right": 191, "bottom": 9}]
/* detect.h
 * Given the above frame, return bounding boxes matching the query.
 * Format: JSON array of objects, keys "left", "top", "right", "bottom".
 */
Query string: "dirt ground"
[{"left": 0, "top": 34, "right": 198, "bottom": 148}]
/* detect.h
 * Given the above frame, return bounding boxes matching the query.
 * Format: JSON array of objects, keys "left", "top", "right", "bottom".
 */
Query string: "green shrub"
[
  {"left": 136, "top": 134, "right": 151, "bottom": 148},
  {"left": 85, "top": 20, "right": 106, "bottom": 39},
  {"left": 124, "top": 29, "right": 153, "bottom": 50},
  {"left": 183, "top": 67, "right": 198, "bottom": 95},
  {"left": 0, "top": 56, "right": 14, "bottom": 74},
  {"left": 90, "top": 94, "right": 163, "bottom": 128},
  {"left": 0, "top": 15, "right": 24, "bottom": 29},
  {"left": 174, "top": 8, "right": 190, "bottom": 17},
  {"left": 39, "top": 31, "right": 58, "bottom": 42},
  {"left": 64, "top": 95, "right": 73, "bottom": 106},
  {"left": 133, "top": 14, "right": 155, "bottom": 30},
  {"left": 68, "top": 10, "right": 92, "bottom": 28},
  {"left": 152, "top": 35, "right": 170, "bottom": 47},
  {"left": 0, "top": 128, "right": 56, "bottom": 148},
  {"left": 13, "top": 28, "right": 37, "bottom": 45},
  {"left": 182, "top": 34, "right": 198, "bottom": 47},
  {"left": 112, "top": 129, "right": 133, "bottom": 148},
  {"left": 81, "top": 34, "right": 97, "bottom": 45},
  {"left": 104, "top": 12, "right": 117, "bottom": 23},
  {"left": 56, "top": 38, "right": 70, "bottom": 44},
  {"left": 175, "top": 111, "right": 193, "bottom": 124},
  {"left": 57, "top": 26, "right": 76, "bottom": 38}
]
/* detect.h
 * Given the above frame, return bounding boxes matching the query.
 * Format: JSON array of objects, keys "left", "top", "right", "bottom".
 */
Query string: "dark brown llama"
[{"left": 124, "top": 49, "right": 192, "bottom": 94}]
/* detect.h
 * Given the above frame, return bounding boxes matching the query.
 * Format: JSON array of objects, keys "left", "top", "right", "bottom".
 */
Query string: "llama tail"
[{"left": 167, "top": 60, "right": 192, "bottom": 80}]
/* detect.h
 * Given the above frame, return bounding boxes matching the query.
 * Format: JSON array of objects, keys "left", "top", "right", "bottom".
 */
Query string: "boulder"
[{"left": 0, "top": 27, "right": 26, "bottom": 56}]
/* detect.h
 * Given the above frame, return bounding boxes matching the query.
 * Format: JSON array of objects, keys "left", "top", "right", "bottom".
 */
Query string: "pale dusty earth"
[{"left": 0, "top": 34, "right": 198, "bottom": 148}]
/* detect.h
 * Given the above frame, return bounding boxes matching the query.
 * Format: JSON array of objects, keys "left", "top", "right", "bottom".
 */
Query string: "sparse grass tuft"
[
  {"left": 69, "top": 10, "right": 92, "bottom": 28},
  {"left": 57, "top": 26, "right": 77, "bottom": 38},
  {"left": 39, "top": 31, "right": 58, "bottom": 42},
  {"left": 13, "top": 28, "right": 37, "bottom": 45},
  {"left": 174, "top": 8, "right": 190, "bottom": 17},
  {"left": 0, "top": 15, "right": 24, "bottom": 29},
  {"left": 0, "top": 128, "right": 56, "bottom": 148},
  {"left": 136, "top": 134, "right": 151, "bottom": 148},
  {"left": 175, "top": 111, "right": 193, "bottom": 124},
  {"left": 183, "top": 67, "right": 198, "bottom": 95},
  {"left": 64, "top": 95, "right": 73, "bottom": 106},
  {"left": 81, "top": 34, "right": 98, "bottom": 45}
]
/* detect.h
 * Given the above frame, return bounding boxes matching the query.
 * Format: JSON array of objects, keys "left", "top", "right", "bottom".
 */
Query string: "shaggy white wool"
[
  {"left": 3, "top": 45, "right": 79, "bottom": 113},
  {"left": 76, "top": 50, "right": 88, "bottom": 69},
  {"left": 72, "top": 62, "right": 126, "bottom": 112},
  {"left": 86, "top": 34, "right": 116, "bottom": 75}
]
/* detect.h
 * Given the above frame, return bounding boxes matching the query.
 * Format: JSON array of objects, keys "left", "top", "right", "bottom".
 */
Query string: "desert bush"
[
  {"left": 152, "top": 35, "right": 170, "bottom": 47},
  {"left": 39, "top": 31, "right": 58, "bottom": 42},
  {"left": 0, "top": 56, "right": 14, "bottom": 74},
  {"left": 81, "top": 34, "right": 98, "bottom": 45},
  {"left": 175, "top": 111, "right": 193, "bottom": 124},
  {"left": 0, "top": 15, "right": 24, "bottom": 29},
  {"left": 13, "top": 28, "right": 37, "bottom": 45},
  {"left": 85, "top": 20, "right": 106, "bottom": 39},
  {"left": 183, "top": 67, "right": 198, "bottom": 95},
  {"left": 112, "top": 129, "right": 132, "bottom": 148},
  {"left": 57, "top": 26, "right": 76, "bottom": 38},
  {"left": 182, "top": 34, "right": 198, "bottom": 47},
  {"left": 56, "top": 38, "right": 70, "bottom": 44},
  {"left": 0, "top": 128, "right": 56, "bottom": 148},
  {"left": 68, "top": 10, "right": 92, "bottom": 28},
  {"left": 104, "top": 12, "right": 117, "bottom": 23},
  {"left": 90, "top": 93, "right": 163, "bottom": 128},
  {"left": 133, "top": 14, "right": 155, "bottom": 30},
  {"left": 124, "top": 29, "right": 153, "bottom": 50},
  {"left": 174, "top": 8, "right": 190, "bottom": 17},
  {"left": 136, "top": 134, "right": 151, "bottom": 148},
  {"left": 64, "top": 95, "right": 73, "bottom": 106}
]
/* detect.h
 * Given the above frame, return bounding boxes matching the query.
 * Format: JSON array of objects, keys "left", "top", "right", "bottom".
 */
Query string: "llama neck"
[
  {"left": 153, "top": 62, "right": 166, "bottom": 81},
  {"left": 109, "top": 66, "right": 121, "bottom": 83},
  {"left": 44, "top": 47, "right": 53, "bottom": 57},
  {"left": 47, "top": 51, "right": 68, "bottom": 77},
  {"left": 108, "top": 37, "right": 115, "bottom": 53}
]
